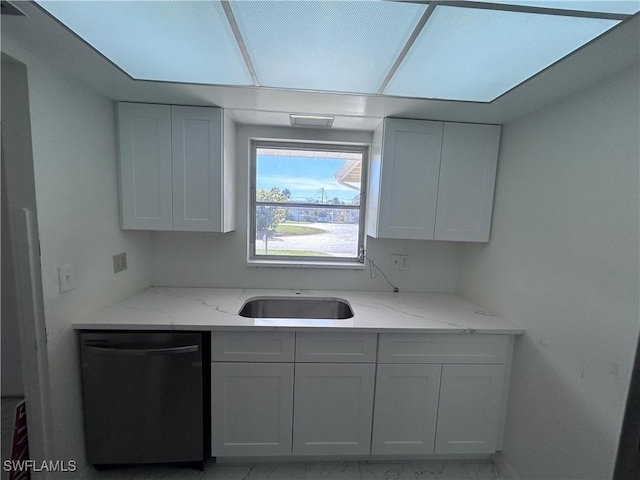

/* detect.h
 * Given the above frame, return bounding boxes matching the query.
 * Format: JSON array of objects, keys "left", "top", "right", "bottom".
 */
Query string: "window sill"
[{"left": 247, "top": 259, "right": 366, "bottom": 270}]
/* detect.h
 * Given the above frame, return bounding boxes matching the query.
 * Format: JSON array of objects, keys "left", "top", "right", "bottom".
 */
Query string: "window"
[{"left": 249, "top": 141, "right": 367, "bottom": 265}]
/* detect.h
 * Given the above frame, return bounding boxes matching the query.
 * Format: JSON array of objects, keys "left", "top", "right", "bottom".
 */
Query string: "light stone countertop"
[{"left": 74, "top": 287, "right": 524, "bottom": 334}]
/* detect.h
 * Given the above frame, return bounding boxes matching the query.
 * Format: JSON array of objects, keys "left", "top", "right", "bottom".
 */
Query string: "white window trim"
[{"left": 248, "top": 139, "right": 369, "bottom": 268}]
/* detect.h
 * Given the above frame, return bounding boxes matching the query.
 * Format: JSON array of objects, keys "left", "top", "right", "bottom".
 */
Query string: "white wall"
[
  {"left": 1, "top": 42, "right": 152, "bottom": 470},
  {"left": 460, "top": 67, "right": 640, "bottom": 479},
  {"left": 151, "top": 124, "right": 462, "bottom": 292}
]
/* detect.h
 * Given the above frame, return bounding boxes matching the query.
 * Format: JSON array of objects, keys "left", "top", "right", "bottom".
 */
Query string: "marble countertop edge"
[{"left": 74, "top": 287, "right": 525, "bottom": 335}]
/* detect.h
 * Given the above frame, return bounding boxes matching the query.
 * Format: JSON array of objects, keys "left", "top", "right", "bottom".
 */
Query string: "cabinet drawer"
[
  {"left": 296, "top": 332, "right": 377, "bottom": 363},
  {"left": 211, "top": 332, "right": 295, "bottom": 362},
  {"left": 378, "top": 334, "right": 508, "bottom": 364}
]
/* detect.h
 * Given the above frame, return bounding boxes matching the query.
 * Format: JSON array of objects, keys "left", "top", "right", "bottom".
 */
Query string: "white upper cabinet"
[
  {"left": 368, "top": 118, "right": 443, "bottom": 239},
  {"left": 367, "top": 118, "right": 500, "bottom": 242},
  {"left": 171, "top": 106, "right": 222, "bottom": 232},
  {"left": 434, "top": 123, "right": 500, "bottom": 242},
  {"left": 117, "top": 102, "right": 235, "bottom": 232},
  {"left": 117, "top": 103, "right": 173, "bottom": 230}
]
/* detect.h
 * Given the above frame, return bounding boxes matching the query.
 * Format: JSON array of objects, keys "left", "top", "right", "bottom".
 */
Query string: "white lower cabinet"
[
  {"left": 211, "top": 362, "right": 294, "bottom": 456},
  {"left": 371, "top": 364, "right": 442, "bottom": 455},
  {"left": 435, "top": 364, "right": 506, "bottom": 454},
  {"left": 293, "top": 363, "right": 375, "bottom": 455},
  {"left": 209, "top": 332, "right": 514, "bottom": 460}
]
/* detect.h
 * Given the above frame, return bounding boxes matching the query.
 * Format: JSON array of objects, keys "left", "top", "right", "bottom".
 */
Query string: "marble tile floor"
[
  {"left": 0, "top": 397, "right": 503, "bottom": 480},
  {"left": 80, "top": 459, "right": 504, "bottom": 480}
]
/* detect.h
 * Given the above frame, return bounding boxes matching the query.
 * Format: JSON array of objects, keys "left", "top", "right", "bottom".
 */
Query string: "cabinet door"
[
  {"left": 211, "top": 363, "right": 294, "bottom": 456},
  {"left": 117, "top": 103, "right": 172, "bottom": 230},
  {"left": 434, "top": 123, "right": 500, "bottom": 242},
  {"left": 435, "top": 364, "right": 505, "bottom": 454},
  {"left": 375, "top": 118, "right": 443, "bottom": 239},
  {"left": 372, "top": 364, "right": 441, "bottom": 455},
  {"left": 293, "top": 363, "right": 375, "bottom": 455},
  {"left": 171, "top": 106, "right": 223, "bottom": 232}
]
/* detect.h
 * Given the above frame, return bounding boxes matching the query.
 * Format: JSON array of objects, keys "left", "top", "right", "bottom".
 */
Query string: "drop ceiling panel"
[
  {"left": 465, "top": 0, "right": 640, "bottom": 15},
  {"left": 32, "top": 0, "right": 634, "bottom": 105},
  {"left": 229, "top": 0, "right": 427, "bottom": 94},
  {"left": 36, "top": 0, "right": 252, "bottom": 85},
  {"left": 384, "top": 6, "right": 620, "bottom": 102}
]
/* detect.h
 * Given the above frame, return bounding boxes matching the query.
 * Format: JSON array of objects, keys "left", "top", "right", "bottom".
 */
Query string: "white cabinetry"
[
  {"left": 367, "top": 119, "right": 443, "bottom": 239},
  {"left": 375, "top": 333, "right": 513, "bottom": 456},
  {"left": 367, "top": 118, "right": 500, "bottom": 242},
  {"left": 435, "top": 364, "right": 506, "bottom": 454},
  {"left": 210, "top": 331, "right": 514, "bottom": 459},
  {"left": 292, "top": 363, "right": 375, "bottom": 455},
  {"left": 378, "top": 333, "right": 509, "bottom": 364},
  {"left": 117, "top": 103, "right": 173, "bottom": 230},
  {"left": 435, "top": 123, "right": 500, "bottom": 242},
  {"left": 371, "top": 364, "right": 441, "bottom": 455},
  {"left": 211, "top": 362, "right": 293, "bottom": 456},
  {"left": 295, "top": 332, "right": 377, "bottom": 363},
  {"left": 210, "top": 332, "right": 295, "bottom": 457},
  {"left": 211, "top": 331, "right": 295, "bottom": 363},
  {"left": 117, "top": 102, "right": 235, "bottom": 232}
]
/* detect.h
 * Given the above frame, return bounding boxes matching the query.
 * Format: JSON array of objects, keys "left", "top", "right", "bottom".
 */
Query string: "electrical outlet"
[
  {"left": 58, "top": 264, "right": 76, "bottom": 293},
  {"left": 113, "top": 252, "right": 127, "bottom": 274},
  {"left": 391, "top": 254, "right": 409, "bottom": 270}
]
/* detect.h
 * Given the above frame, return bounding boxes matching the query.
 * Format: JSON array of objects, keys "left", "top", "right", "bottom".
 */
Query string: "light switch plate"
[
  {"left": 113, "top": 252, "right": 127, "bottom": 274},
  {"left": 58, "top": 264, "right": 76, "bottom": 293}
]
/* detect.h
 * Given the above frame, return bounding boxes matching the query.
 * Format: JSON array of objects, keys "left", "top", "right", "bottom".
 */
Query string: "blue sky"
[{"left": 256, "top": 155, "right": 360, "bottom": 203}]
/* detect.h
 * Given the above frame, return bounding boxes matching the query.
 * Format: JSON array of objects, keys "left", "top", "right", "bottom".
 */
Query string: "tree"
[{"left": 256, "top": 187, "right": 288, "bottom": 236}]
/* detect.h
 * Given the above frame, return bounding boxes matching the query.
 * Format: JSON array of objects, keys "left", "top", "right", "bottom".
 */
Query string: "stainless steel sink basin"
[{"left": 239, "top": 296, "right": 354, "bottom": 319}]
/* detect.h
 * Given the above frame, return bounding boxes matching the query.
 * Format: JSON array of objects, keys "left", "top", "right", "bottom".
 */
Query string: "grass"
[
  {"left": 259, "top": 250, "right": 332, "bottom": 257},
  {"left": 275, "top": 224, "right": 326, "bottom": 236}
]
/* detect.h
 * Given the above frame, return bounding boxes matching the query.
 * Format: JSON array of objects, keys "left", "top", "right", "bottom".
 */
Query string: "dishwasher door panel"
[{"left": 81, "top": 332, "right": 203, "bottom": 465}]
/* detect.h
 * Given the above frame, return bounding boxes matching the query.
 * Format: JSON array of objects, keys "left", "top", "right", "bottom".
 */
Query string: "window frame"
[{"left": 249, "top": 139, "right": 369, "bottom": 266}]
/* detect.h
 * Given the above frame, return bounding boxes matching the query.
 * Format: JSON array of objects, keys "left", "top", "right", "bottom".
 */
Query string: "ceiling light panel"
[
  {"left": 36, "top": 0, "right": 253, "bottom": 85},
  {"left": 384, "top": 6, "right": 619, "bottom": 102},
  {"left": 229, "top": 0, "right": 427, "bottom": 94},
  {"left": 464, "top": 1, "right": 640, "bottom": 15}
]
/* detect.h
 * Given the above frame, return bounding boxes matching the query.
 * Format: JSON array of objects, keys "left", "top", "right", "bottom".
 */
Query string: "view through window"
[{"left": 251, "top": 142, "right": 366, "bottom": 262}]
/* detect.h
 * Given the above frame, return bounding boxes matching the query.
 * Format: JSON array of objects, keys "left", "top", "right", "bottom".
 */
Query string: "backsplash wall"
[{"left": 151, "top": 124, "right": 463, "bottom": 292}]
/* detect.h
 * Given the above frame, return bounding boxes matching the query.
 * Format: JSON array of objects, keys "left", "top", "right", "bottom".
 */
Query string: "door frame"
[{"left": 2, "top": 54, "right": 55, "bottom": 466}]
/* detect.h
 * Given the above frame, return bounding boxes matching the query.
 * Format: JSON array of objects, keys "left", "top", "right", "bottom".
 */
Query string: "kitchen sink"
[{"left": 238, "top": 296, "right": 354, "bottom": 320}]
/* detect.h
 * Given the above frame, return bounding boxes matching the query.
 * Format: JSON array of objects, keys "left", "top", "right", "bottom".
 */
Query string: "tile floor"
[
  {"left": 2, "top": 397, "right": 503, "bottom": 480},
  {"left": 80, "top": 459, "right": 504, "bottom": 479}
]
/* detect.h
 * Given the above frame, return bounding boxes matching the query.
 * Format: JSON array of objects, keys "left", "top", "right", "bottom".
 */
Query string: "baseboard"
[
  {"left": 216, "top": 453, "right": 492, "bottom": 464},
  {"left": 491, "top": 452, "right": 520, "bottom": 479}
]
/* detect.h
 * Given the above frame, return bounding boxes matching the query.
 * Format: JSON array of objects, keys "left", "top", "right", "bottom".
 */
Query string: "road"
[{"left": 255, "top": 222, "right": 359, "bottom": 258}]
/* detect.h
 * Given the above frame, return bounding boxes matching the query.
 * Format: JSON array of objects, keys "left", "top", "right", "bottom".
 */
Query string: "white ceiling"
[{"left": 2, "top": 1, "right": 639, "bottom": 129}]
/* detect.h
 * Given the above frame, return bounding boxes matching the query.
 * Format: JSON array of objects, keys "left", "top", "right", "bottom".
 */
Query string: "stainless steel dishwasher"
[{"left": 80, "top": 332, "right": 206, "bottom": 468}]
